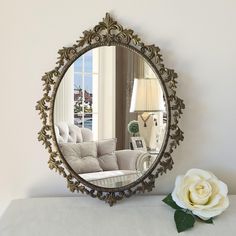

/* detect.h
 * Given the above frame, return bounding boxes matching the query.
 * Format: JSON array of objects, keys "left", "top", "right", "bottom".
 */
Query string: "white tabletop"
[{"left": 0, "top": 195, "right": 235, "bottom": 236}]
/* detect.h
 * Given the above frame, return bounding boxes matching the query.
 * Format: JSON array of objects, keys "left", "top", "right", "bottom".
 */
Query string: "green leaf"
[
  {"left": 196, "top": 216, "right": 214, "bottom": 224},
  {"left": 162, "top": 194, "right": 182, "bottom": 210},
  {"left": 174, "top": 209, "right": 195, "bottom": 233}
]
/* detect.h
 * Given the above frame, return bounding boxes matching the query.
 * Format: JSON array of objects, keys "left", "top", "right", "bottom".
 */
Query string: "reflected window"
[{"left": 74, "top": 49, "right": 99, "bottom": 139}]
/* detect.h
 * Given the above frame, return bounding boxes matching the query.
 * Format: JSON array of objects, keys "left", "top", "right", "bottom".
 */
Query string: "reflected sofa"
[{"left": 54, "top": 122, "right": 149, "bottom": 187}]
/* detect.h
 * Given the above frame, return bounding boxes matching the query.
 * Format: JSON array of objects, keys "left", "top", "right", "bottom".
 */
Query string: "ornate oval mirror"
[{"left": 36, "top": 13, "right": 185, "bottom": 205}]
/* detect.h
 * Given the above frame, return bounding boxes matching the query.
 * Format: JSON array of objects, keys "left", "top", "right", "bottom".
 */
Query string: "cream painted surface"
[{"left": 0, "top": 0, "right": 236, "bottom": 217}]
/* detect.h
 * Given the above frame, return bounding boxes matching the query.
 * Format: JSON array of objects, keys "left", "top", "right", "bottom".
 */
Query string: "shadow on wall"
[{"left": 26, "top": 176, "right": 77, "bottom": 198}]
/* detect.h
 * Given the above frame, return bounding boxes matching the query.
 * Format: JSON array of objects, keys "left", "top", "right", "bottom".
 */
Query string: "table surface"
[{"left": 0, "top": 195, "right": 235, "bottom": 236}]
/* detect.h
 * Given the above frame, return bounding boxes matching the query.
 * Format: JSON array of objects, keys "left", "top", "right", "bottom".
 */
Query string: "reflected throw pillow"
[
  {"left": 97, "top": 138, "right": 119, "bottom": 171},
  {"left": 59, "top": 142, "right": 102, "bottom": 174}
]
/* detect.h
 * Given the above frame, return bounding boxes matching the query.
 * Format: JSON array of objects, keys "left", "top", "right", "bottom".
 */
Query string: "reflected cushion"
[
  {"left": 59, "top": 142, "right": 102, "bottom": 174},
  {"left": 55, "top": 122, "right": 83, "bottom": 143},
  {"left": 97, "top": 138, "right": 117, "bottom": 155},
  {"left": 97, "top": 139, "right": 119, "bottom": 171}
]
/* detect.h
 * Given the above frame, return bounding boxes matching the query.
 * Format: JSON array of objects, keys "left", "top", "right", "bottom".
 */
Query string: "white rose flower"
[{"left": 172, "top": 169, "right": 229, "bottom": 220}]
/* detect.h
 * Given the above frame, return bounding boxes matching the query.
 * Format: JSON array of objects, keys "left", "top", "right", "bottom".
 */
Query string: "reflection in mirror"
[{"left": 53, "top": 46, "right": 167, "bottom": 188}]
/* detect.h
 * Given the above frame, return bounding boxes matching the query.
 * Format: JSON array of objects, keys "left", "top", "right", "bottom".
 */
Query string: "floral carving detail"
[{"left": 36, "top": 13, "right": 185, "bottom": 206}]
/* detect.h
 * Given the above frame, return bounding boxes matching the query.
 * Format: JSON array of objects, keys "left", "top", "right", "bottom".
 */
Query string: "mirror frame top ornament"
[{"left": 36, "top": 13, "right": 185, "bottom": 206}]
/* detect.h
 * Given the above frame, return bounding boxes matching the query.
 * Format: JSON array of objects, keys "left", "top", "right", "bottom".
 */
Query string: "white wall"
[{"left": 0, "top": 0, "right": 236, "bottom": 216}]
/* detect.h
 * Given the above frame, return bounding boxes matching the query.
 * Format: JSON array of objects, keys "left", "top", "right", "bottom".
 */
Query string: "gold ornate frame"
[{"left": 36, "top": 13, "right": 185, "bottom": 206}]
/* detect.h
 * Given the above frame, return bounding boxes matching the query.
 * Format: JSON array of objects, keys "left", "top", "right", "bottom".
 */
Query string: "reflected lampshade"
[{"left": 130, "top": 78, "right": 165, "bottom": 112}]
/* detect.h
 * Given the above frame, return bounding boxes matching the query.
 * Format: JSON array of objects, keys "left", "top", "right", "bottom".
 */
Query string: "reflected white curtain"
[
  {"left": 54, "top": 66, "right": 74, "bottom": 125},
  {"left": 98, "top": 46, "right": 116, "bottom": 140}
]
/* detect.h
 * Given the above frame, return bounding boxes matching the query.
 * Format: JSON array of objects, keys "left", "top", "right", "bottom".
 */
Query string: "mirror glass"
[{"left": 53, "top": 46, "right": 167, "bottom": 188}]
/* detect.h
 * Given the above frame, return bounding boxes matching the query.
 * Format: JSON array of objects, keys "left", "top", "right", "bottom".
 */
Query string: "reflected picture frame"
[{"left": 131, "top": 137, "right": 147, "bottom": 151}]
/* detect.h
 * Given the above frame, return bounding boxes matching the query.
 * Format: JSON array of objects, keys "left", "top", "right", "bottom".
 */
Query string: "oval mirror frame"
[{"left": 36, "top": 13, "right": 185, "bottom": 206}]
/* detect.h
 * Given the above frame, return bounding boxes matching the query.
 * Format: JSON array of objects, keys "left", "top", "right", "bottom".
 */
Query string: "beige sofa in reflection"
[{"left": 54, "top": 122, "right": 149, "bottom": 188}]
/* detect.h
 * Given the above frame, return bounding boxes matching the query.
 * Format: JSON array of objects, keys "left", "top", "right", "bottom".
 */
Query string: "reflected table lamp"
[{"left": 130, "top": 78, "right": 165, "bottom": 150}]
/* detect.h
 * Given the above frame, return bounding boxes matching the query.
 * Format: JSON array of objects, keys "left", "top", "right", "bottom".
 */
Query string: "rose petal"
[
  {"left": 193, "top": 194, "right": 222, "bottom": 209},
  {"left": 189, "top": 181, "right": 212, "bottom": 205},
  {"left": 208, "top": 179, "right": 220, "bottom": 197},
  {"left": 185, "top": 169, "right": 213, "bottom": 180},
  {"left": 181, "top": 185, "right": 194, "bottom": 208},
  {"left": 171, "top": 176, "right": 187, "bottom": 209},
  {"left": 192, "top": 196, "right": 229, "bottom": 220},
  {"left": 184, "top": 175, "right": 202, "bottom": 183},
  {"left": 206, "top": 194, "right": 223, "bottom": 208},
  {"left": 217, "top": 180, "right": 228, "bottom": 197},
  {"left": 208, "top": 178, "right": 228, "bottom": 197}
]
